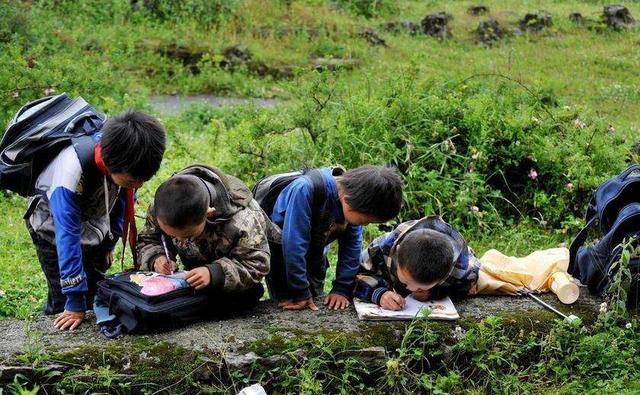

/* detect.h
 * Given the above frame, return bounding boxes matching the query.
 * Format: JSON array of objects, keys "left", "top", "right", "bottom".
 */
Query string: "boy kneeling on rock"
[{"left": 137, "top": 164, "right": 277, "bottom": 310}]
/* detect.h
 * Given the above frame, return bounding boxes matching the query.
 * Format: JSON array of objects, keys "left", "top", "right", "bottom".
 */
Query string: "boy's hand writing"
[
  {"left": 278, "top": 297, "right": 319, "bottom": 311},
  {"left": 380, "top": 291, "right": 405, "bottom": 311},
  {"left": 54, "top": 310, "right": 85, "bottom": 331},
  {"left": 412, "top": 289, "right": 432, "bottom": 302},
  {"left": 185, "top": 267, "right": 211, "bottom": 290},
  {"left": 153, "top": 256, "right": 177, "bottom": 274},
  {"left": 323, "top": 293, "right": 350, "bottom": 310}
]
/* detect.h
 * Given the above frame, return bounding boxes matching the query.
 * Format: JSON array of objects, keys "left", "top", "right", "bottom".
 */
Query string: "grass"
[
  {"left": 1, "top": 0, "right": 640, "bottom": 391},
  {"left": 0, "top": 0, "right": 638, "bottom": 316}
]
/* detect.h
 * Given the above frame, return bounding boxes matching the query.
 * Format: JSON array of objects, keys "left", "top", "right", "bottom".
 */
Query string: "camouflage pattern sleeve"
[
  {"left": 208, "top": 203, "right": 271, "bottom": 292},
  {"left": 136, "top": 203, "right": 172, "bottom": 271}
]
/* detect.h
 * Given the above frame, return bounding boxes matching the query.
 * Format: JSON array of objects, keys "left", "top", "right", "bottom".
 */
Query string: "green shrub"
[
  {"left": 332, "top": 0, "right": 397, "bottom": 18},
  {"left": 0, "top": 1, "right": 29, "bottom": 44}
]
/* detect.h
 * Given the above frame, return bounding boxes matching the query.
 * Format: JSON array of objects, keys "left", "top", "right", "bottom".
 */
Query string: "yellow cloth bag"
[{"left": 469, "top": 247, "right": 570, "bottom": 296}]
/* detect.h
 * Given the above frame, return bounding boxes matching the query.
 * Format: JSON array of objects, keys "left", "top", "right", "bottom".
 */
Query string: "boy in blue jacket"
[
  {"left": 267, "top": 165, "right": 403, "bottom": 311},
  {"left": 26, "top": 111, "right": 166, "bottom": 331}
]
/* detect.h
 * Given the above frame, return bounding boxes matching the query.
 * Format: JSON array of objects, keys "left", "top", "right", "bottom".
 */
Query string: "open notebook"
[{"left": 354, "top": 295, "right": 460, "bottom": 321}]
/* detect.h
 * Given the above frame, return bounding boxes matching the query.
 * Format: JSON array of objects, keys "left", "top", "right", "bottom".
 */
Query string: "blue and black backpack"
[
  {"left": 0, "top": 93, "right": 105, "bottom": 198},
  {"left": 569, "top": 165, "right": 640, "bottom": 306}
]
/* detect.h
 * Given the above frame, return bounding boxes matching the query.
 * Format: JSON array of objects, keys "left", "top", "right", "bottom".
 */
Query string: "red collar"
[{"left": 94, "top": 143, "right": 109, "bottom": 176}]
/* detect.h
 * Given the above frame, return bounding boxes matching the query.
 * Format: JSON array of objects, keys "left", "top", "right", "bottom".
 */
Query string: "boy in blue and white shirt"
[{"left": 25, "top": 111, "right": 166, "bottom": 331}]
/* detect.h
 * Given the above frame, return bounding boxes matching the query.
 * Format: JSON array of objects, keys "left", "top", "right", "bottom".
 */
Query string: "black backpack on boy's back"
[
  {"left": 0, "top": 93, "right": 105, "bottom": 198},
  {"left": 569, "top": 164, "right": 640, "bottom": 307},
  {"left": 252, "top": 167, "right": 345, "bottom": 297}
]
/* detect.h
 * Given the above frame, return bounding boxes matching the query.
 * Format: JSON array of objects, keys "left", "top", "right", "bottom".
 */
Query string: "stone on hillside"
[
  {"left": 475, "top": 19, "right": 504, "bottom": 46},
  {"left": 569, "top": 12, "right": 584, "bottom": 24},
  {"left": 221, "top": 44, "right": 252, "bottom": 68},
  {"left": 421, "top": 12, "right": 453, "bottom": 39},
  {"left": 383, "top": 20, "right": 419, "bottom": 35},
  {"left": 360, "top": 28, "right": 387, "bottom": 46},
  {"left": 519, "top": 12, "right": 553, "bottom": 33},
  {"left": 603, "top": 5, "right": 636, "bottom": 30},
  {"left": 157, "top": 44, "right": 204, "bottom": 74},
  {"left": 468, "top": 5, "right": 489, "bottom": 16}
]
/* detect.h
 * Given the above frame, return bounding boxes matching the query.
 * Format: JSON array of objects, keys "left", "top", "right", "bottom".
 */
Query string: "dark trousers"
[
  {"left": 27, "top": 223, "right": 112, "bottom": 315},
  {"left": 207, "top": 283, "right": 265, "bottom": 316},
  {"left": 266, "top": 241, "right": 328, "bottom": 301}
]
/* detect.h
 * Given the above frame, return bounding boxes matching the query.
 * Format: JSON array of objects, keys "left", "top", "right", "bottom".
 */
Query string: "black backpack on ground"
[
  {"left": 568, "top": 165, "right": 640, "bottom": 307},
  {"left": 96, "top": 272, "right": 262, "bottom": 334},
  {"left": 0, "top": 93, "right": 105, "bottom": 198}
]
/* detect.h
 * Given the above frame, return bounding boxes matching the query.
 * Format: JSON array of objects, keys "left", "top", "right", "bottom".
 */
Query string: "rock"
[
  {"left": 382, "top": 20, "right": 419, "bottom": 35},
  {"left": 157, "top": 44, "right": 204, "bottom": 74},
  {"left": 519, "top": 12, "right": 553, "bottom": 33},
  {"left": 220, "top": 45, "right": 294, "bottom": 79},
  {"left": 468, "top": 5, "right": 489, "bottom": 16},
  {"left": 262, "top": 354, "right": 289, "bottom": 369},
  {"left": 475, "top": 19, "right": 504, "bottom": 45},
  {"left": 311, "top": 57, "right": 359, "bottom": 72},
  {"left": 0, "top": 365, "right": 33, "bottom": 383},
  {"left": 603, "top": 5, "right": 636, "bottom": 30},
  {"left": 224, "top": 352, "right": 261, "bottom": 376},
  {"left": 360, "top": 28, "right": 387, "bottom": 47},
  {"left": 420, "top": 12, "right": 453, "bottom": 39},
  {"left": 221, "top": 44, "right": 252, "bottom": 68},
  {"left": 343, "top": 346, "right": 387, "bottom": 369},
  {"left": 0, "top": 363, "right": 69, "bottom": 384},
  {"left": 569, "top": 12, "right": 584, "bottom": 24}
]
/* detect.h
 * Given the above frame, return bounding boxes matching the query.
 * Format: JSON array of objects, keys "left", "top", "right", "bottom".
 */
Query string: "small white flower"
[
  {"left": 528, "top": 168, "right": 538, "bottom": 180},
  {"left": 453, "top": 325, "right": 465, "bottom": 339},
  {"left": 12, "top": 91, "right": 19, "bottom": 98},
  {"left": 44, "top": 87, "right": 55, "bottom": 95},
  {"left": 0, "top": 289, "right": 5, "bottom": 297},
  {"left": 532, "top": 116, "right": 541, "bottom": 124},
  {"left": 471, "top": 152, "right": 481, "bottom": 160},
  {"left": 599, "top": 302, "right": 608, "bottom": 314},
  {"left": 471, "top": 206, "right": 480, "bottom": 213},
  {"left": 447, "top": 139, "right": 456, "bottom": 153},
  {"left": 574, "top": 118, "right": 586, "bottom": 129},
  {"left": 626, "top": 322, "right": 632, "bottom": 329},
  {"left": 566, "top": 182, "right": 574, "bottom": 190}
]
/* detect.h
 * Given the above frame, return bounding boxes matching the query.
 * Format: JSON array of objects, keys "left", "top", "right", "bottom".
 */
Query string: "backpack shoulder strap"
[
  {"left": 71, "top": 134, "right": 98, "bottom": 175},
  {"left": 569, "top": 215, "right": 598, "bottom": 275},
  {"left": 305, "top": 169, "right": 326, "bottom": 227}
]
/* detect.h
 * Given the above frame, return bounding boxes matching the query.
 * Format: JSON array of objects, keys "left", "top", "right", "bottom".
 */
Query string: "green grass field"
[
  {"left": 2, "top": 0, "right": 638, "bottom": 319},
  {"left": 2, "top": 1, "right": 640, "bottom": 392}
]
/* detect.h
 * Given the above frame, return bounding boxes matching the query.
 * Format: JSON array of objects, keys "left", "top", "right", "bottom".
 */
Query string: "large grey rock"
[
  {"left": 468, "top": 5, "right": 489, "bottom": 16},
  {"left": 519, "top": 12, "right": 553, "bottom": 32},
  {"left": 475, "top": 19, "right": 505, "bottom": 46},
  {"left": 603, "top": 5, "right": 636, "bottom": 30},
  {"left": 421, "top": 12, "right": 453, "bottom": 39}
]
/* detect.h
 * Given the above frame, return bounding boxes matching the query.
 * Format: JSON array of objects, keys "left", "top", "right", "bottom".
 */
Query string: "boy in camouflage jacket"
[{"left": 137, "top": 164, "right": 276, "bottom": 308}]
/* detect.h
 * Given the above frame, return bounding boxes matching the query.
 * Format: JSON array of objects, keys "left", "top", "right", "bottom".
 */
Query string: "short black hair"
[
  {"left": 397, "top": 229, "right": 455, "bottom": 284},
  {"left": 338, "top": 165, "right": 403, "bottom": 221},
  {"left": 101, "top": 110, "right": 166, "bottom": 181},
  {"left": 154, "top": 175, "right": 209, "bottom": 228}
]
